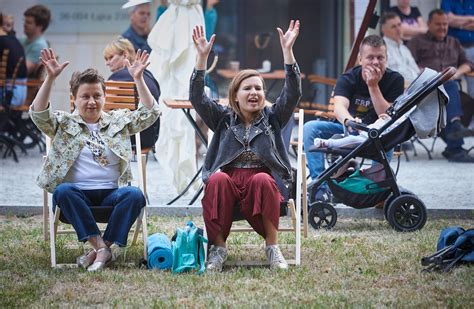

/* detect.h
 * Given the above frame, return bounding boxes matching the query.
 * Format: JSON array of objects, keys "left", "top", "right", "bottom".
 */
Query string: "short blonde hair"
[
  {"left": 103, "top": 37, "right": 135, "bottom": 62},
  {"left": 227, "top": 69, "right": 266, "bottom": 120}
]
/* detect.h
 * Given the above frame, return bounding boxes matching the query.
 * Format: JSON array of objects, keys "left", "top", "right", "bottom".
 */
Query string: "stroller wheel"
[
  {"left": 384, "top": 188, "right": 415, "bottom": 220},
  {"left": 386, "top": 194, "right": 427, "bottom": 232},
  {"left": 308, "top": 202, "right": 337, "bottom": 230}
]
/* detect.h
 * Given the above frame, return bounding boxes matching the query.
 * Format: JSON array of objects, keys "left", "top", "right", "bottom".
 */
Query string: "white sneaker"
[
  {"left": 313, "top": 138, "right": 328, "bottom": 148},
  {"left": 265, "top": 245, "right": 288, "bottom": 270},
  {"left": 206, "top": 246, "right": 228, "bottom": 272}
]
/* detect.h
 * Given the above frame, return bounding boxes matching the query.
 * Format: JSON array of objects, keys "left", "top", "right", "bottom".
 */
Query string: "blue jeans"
[
  {"left": 304, "top": 120, "right": 344, "bottom": 182},
  {"left": 441, "top": 80, "right": 464, "bottom": 151},
  {"left": 52, "top": 184, "right": 145, "bottom": 246},
  {"left": 303, "top": 119, "right": 393, "bottom": 188}
]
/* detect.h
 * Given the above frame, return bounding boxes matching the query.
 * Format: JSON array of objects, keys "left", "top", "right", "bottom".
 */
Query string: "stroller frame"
[{"left": 307, "top": 67, "right": 456, "bottom": 232}]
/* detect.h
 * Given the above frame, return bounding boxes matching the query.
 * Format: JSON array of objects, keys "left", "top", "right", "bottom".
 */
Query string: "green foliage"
[{"left": 0, "top": 215, "right": 473, "bottom": 307}]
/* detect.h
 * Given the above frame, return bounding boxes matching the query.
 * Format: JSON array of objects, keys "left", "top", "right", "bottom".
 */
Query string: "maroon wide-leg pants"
[{"left": 202, "top": 168, "right": 283, "bottom": 245}]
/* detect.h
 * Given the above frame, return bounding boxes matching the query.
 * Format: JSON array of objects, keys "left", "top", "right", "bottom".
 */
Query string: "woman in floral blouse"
[{"left": 29, "top": 48, "right": 160, "bottom": 271}]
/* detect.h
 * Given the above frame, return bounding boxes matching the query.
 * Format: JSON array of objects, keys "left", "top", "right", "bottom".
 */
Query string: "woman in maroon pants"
[{"left": 189, "top": 20, "right": 301, "bottom": 271}]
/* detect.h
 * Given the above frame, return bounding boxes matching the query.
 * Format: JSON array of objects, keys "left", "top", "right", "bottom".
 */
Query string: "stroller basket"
[{"left": 328, "top": 164, "right": 391, "bottom": 209}]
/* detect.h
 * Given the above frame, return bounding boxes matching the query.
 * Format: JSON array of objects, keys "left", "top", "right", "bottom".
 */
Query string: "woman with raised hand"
[
  {"left": 29, "top": 48, "right": 160, "bottom": 271},
  {"left": 190, "top": 20, "right": 301, "bottom": 271}
]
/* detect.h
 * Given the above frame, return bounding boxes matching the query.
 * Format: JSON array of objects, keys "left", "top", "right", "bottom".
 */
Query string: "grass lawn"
[{"left": 0, "top": 214, "right": 473, "bottom": 307}]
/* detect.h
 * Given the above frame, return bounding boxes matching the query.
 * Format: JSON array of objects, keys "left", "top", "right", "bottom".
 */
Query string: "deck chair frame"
[{"left": 43, "top": 80, "right": 149, "bottom": 268}]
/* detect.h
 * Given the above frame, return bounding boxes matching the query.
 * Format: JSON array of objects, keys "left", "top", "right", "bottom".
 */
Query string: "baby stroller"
[{"left": 306, "top": 67, "right": 456, "bottom": 232}]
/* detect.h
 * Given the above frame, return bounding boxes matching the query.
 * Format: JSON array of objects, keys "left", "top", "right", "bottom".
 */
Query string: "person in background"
[
  {"left": 21, "top": 4, "right": 51, "bottom": 77},
  {"left": 0, "top": 12, "right": 27, "bottom": 106},
  {"left": 2, "top": 14, "right": 15, "bottom": 36},
  {"left": 191, "top": 21, "right": 301, "bottom": 272},
  {"left": 121, "top": 0, "right": 152, "bottom": 53},
  {"left": 156, "top": 0, "right": 168, "bottom": 21},
  {"left": 204, "top": 0, "right": 219, "bottom": 40},
  {"left": 380, "top": 12, "right": 419, "bottom": 82},
  {"left": 103, "top": 37, "right": 160, "bottom": 154},
  {"left": 303, "top": 35, "right": 404, "bottom": 202},
  {"left": 389, "top": 0, "right": 428, "bottom": 41},
  {"left": 407, "top": 9, "right": 474, "bottom": 163},
  {"left": 441, "top": 0, "right": 474, "bottom": 99},
  {"left": 29, "top": 47, "right": 160, "bottom": 271}
]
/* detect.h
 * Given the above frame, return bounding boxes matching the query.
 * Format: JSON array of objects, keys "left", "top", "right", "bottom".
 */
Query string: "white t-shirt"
[{"left": 64, "top": 123, "right": 121, "bottom": 190}]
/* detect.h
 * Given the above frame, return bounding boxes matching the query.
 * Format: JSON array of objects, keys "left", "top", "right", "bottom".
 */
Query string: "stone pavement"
[{"left": 0, "top": 136, "right": 473, "bottom": 219}]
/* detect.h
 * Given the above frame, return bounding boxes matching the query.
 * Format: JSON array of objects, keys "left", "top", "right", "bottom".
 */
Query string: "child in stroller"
[
  {"left": 312, "top": 113, "right": 408, "bottom": 149},
  {"left": 307, "top": 67, "right": 454, "bottom": 232}
]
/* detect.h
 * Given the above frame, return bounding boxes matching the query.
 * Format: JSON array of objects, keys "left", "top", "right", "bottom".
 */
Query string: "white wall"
[{"left": 1, "top": 0, "right": 159, "bottom": 111}]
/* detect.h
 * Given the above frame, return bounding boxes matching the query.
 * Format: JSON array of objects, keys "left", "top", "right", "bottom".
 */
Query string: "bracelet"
[{"left": 343, "top": 118, "right": 350, "bottom": 126}]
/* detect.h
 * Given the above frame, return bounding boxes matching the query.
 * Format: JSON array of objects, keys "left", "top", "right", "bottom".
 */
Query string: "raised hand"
[
  {"left": 192, "top": 25, "right": 215, "bottom": 59},
  {"left": 277, "top": 20, "right": 300, "bottom": 53},
  {"left": 39, "top": 48, "right": 69, "bottom": 79},
  {"left": 125, "top": 49, "right": 150, "bottom": 81}
]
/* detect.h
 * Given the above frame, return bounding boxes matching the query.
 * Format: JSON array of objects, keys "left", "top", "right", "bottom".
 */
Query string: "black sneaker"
[
  {"left": 315, "top": 188, "right": 332, "bottom": 202},
  {"left": 442, "top": 148, "right": 474, "bottom": 163},
  {"left": 446, "top": 120, "right": 474, "bottom": 140}
]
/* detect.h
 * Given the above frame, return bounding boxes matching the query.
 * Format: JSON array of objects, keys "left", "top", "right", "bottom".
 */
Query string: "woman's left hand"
[
  {"left": 125, "top": 49, "right": 150, "bottom": 80},
  {"left": 277, "top": 20, "right": 300, "bottom": 52}
]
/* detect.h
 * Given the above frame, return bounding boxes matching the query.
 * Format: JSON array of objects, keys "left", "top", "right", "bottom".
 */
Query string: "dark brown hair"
[
  {"left": 24, "top": 5, "right": 51, "bottom": 32},
  {"left": 360, "top": 34, "right": 386, "bottom": 50},
  {"left": 227, "top": 69, "right": 265, "bottom": 120},
  {"left": 428, "top": 9, "right": 446, "bottom": 23},
  {"left": 69, "top": 68, "right": 106, "bottom": 98},
  {"left": 380, "top": 12, "right": 399, "bottom": 26}
]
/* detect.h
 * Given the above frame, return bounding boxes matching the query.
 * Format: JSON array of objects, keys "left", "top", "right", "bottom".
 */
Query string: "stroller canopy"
[{"left": 392, "top": 68, "right": 450, "bottom": 139}]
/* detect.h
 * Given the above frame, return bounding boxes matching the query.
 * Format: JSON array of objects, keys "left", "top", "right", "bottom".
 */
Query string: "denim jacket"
[
  {"left": 29, "top": 102, "right": 160, "bottom": 193},
  {"left": 189, "top": 64, "right": 302, "bottom": 185}
]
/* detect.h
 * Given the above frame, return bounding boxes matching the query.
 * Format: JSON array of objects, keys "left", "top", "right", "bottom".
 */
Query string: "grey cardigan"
[{"left": 189, "top": 63, "right": 302, "bottom": 185}]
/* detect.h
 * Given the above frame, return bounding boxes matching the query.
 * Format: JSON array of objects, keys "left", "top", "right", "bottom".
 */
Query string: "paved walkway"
[{"left": 1, "top": 136, "right": 473, "bottom": 218}]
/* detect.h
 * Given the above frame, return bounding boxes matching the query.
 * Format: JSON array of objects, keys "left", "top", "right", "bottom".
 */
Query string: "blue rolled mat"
[{"left": 147, "top": 232, "right": 173, "bottom": 270}]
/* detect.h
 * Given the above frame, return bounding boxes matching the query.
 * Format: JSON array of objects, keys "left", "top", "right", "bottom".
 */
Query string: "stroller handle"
[
  {"left": 440, "top": 67, "right": 457, "bottom": 83},
  {"left": 346, "top": 120, "right": 369, "bottom": 132}
]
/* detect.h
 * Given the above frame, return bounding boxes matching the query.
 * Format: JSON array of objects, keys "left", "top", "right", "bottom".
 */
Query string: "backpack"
[
  {"left": 421, "top": 226, "right": 474, "bottom": 272},
  {"left": 171, "top": 221, "right": 208, "bottom": 274}
]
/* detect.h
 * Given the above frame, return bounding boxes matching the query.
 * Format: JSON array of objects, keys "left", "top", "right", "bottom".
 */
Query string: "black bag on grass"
[{"left": 421, "top": 226, "right": 474, "bottom": 272}]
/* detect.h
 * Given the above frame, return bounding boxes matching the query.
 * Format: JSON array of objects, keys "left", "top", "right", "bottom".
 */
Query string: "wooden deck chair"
[
  {"left": 44, "top": 80, "right": 149, "bottom": 267},
  {"left": 208, "top": 109, "right": 307, "bottom": 267}
]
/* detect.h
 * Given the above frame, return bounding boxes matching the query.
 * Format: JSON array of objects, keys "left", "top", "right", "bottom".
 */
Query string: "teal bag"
[
  {"left": 328, "top": 165, "right": 391, "bottom": 209},
  {"left": 171, "top": 221, "right": 208, "bottom": 274}
]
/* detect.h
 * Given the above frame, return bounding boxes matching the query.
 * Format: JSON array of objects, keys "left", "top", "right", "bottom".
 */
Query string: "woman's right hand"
[
  {"left": 192, "top": 25, "right": 215, "bottom": 63},
  {"left": 40, "top": 48, "right": 69, "bottom": 79}
]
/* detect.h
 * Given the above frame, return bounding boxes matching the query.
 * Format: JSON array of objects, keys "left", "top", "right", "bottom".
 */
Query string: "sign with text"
[{"left": 43, "top": 0, "right": 131, "bottom": 34}]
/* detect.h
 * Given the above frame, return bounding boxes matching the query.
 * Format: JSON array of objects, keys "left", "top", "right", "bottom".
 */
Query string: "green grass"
[{"left": 0, "top": 215, "right": 473, "bottom": 307}]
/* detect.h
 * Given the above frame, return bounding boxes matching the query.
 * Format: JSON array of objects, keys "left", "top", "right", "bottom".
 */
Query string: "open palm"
[
  {"left": 126, "top": 49, "right": 150, "bottom": 80},
  {"left": 40, "top": 48, "right": 69, "bottom": 78},
  {"left": 277, "top": 20, "right": 300, "bottom": 51},
  {"left": 192, "top": 25, "right": 215, "bottom": 58}
]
